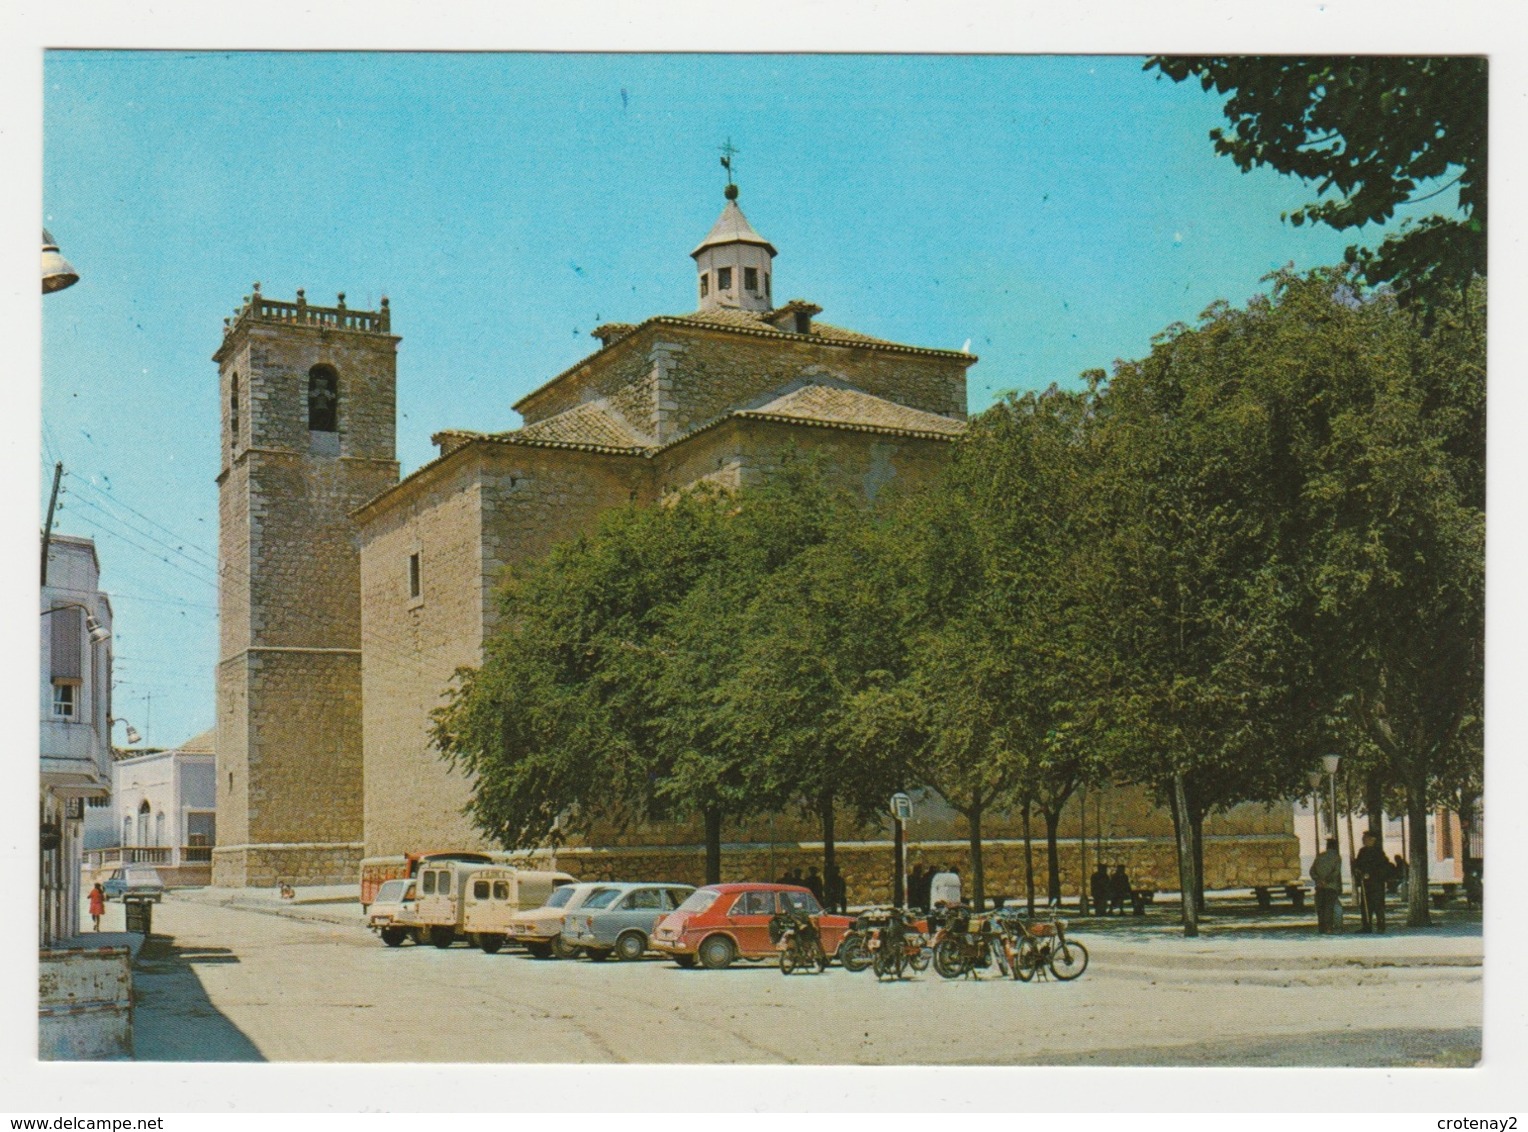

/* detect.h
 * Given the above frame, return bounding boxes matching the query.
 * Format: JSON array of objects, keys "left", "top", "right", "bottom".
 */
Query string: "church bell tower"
[{"left": 212, "top": 286, "right": 400, "bottom": 887}]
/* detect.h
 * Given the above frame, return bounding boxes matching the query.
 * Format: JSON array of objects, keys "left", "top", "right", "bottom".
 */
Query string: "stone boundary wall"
[
  {"left": 513, "top": 832, "right": 1301, "bottom": 906},
  {"left": 212, "top": 842, "right": 364, "bottom": 888}
]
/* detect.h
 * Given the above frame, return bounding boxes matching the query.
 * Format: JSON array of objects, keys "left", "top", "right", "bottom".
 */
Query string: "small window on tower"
[
  {"left": 408, "top": 552, "right": 421, "bottom": 600},
  {"left": 308, "top": 365, "right": 339, "bottom": 432},
  {"left": 51, "top": 681, "right": 78, "bottom": 720},
  {"left": 717, "top": 266, "right": 732, "bottom": 291},
  {"left": 744, "top": 267, "right": 758, "bottom": 292},
  {"left": 699, "top": 272, "right": 709, "bottom": 298},
  {"left": 765, "top": 272, "right": 771, "bottom": 300},
  {"left": 230, "top": 375, "right": 240, "bottom": 450}
]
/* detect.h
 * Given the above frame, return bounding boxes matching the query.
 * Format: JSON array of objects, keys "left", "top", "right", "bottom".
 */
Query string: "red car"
[{"left": 651, "top": 883, "right": 854, "bottom": 969}]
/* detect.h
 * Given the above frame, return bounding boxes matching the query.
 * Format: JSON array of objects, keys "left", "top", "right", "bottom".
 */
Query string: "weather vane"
[{"left": 719, "top": 138, "right": 739, "bottom": 190}]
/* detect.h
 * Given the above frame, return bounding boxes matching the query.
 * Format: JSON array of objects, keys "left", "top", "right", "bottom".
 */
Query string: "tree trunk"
[
  {"left": 1022, "top": 799, "right": 1036, "bottom": 916},
  {"left": 1171, "top": 774, "right": 1199, "bottom": 937},
  {"left": 704, "top": 808, "right": 723, "bottom": 886},
  {"left": 1365, "top": 770, "right": 1385, "bottom": 840},
  {"left": 966, "top": 805, "right": 986, "bottom": 912},
  {"left": 1189, "top": 805, "right": 1207, "bottom": 914},
  {"left": 819, "top": 791, "right": 836, "bottom": 889},
  {"left": 1404, "top": 771, "right": 1430, "bottom": 927},
  {"left": 1042, "top": 807, "right": 1062, "bottom": 905}
]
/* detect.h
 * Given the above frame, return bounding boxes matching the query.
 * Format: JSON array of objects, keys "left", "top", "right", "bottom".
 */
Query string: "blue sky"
[{"left": 41, "top": 51, "right": 1427, "bottom": 748}]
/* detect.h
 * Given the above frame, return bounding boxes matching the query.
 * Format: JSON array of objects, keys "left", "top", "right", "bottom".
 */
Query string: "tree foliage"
[{"left": 1147, "top": 56, "right": 1486, "bottom": 318}]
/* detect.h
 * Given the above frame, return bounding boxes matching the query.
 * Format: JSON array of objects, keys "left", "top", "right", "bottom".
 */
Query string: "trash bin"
[{"left": 124, "top": 899, "right": 152, "bottom": 935}]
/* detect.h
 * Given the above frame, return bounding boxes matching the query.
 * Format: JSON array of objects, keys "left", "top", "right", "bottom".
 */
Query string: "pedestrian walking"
[
  {"left": 1312, "top": 837, "right": 1343, "bottom": 934},
  {"left": 88, "top": 882, "right": 105, "bottom": 931},
  {"left": 1108, "top": 865, "right": 1132, "bottom": 915},
  {"left": 805, "top": 867, "right": 824, "bottom": 904},
  {"left": 1391, "top": 854, "right": 1409, "bottom": 900},
  {"left": 1354, "top": 831, "right": 1392, "bottom": 934}
]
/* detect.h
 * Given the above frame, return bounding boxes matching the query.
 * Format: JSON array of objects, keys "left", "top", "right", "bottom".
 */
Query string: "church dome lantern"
[{"left": 691, "top": 181, "right": 776, "bottom": 314}]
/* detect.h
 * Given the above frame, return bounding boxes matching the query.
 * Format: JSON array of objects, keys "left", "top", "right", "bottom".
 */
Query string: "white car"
[{"left": 368, "top": 878, "right": 420, "bottom": 947}]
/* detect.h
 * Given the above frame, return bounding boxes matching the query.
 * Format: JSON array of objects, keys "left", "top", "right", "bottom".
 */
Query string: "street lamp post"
[
  {"left": 1307, "top": 769, "right": 1325, "bottom": 851},
  {"left": 1322, "top": 754, "right": 1342, "bottom": 894}
]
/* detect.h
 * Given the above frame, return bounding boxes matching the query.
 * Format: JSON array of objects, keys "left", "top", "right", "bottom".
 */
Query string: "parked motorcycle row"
[{"left": 780, "top": 903, "right": 1090, "bottom": 982}]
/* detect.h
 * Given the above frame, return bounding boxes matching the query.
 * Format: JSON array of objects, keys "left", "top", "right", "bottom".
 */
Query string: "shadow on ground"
[
  {"left": 1038, "top": 1026, "right": 1481, "bottom": 1067},
  {"left": 132, "top": 934, "right": 266, "bottom": 1061}
]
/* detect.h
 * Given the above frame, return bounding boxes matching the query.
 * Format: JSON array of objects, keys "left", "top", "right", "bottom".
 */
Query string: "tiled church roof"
[
  {"left": 735, "top": 384, "right": 966, "bottom": 439},
  {"left": 517, "top": 400, "right": 652, "bottom": 449}
]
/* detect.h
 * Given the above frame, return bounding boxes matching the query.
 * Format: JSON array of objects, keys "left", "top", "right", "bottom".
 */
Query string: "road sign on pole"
[{"left": 890, "top": 792, "right": 912, "bottom": 822}]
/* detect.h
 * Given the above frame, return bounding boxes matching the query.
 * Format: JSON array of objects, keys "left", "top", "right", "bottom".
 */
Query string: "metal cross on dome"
[{"left": 718, "top": 139, "right": 739, "bottom": 185}]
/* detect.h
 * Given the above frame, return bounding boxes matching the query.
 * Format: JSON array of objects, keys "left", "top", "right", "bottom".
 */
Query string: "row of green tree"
[{"left": 431, "top": 269, "right": 1483, "bottom": 934}]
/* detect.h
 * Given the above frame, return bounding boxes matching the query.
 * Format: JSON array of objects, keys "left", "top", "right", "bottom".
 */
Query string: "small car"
[
  {"left": 367, "top": 877, "right": 420, "bottom": 947},
  {"left": 103, "top": 865, "right": 165, "bottom": 903},
  {"left": 651, "top": 883, "right": 854, "bottom": 969},
  {"left": 562, "top": 882, "right": 696, "bottom": 961},
  {"left": 501, "top": 881, "right": 609, "bottom": 958}
]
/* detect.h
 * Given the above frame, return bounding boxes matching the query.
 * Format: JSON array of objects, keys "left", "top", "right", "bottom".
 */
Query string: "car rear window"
[
  {"left": 584, "top": 888, "right": 622, "bottom": 910},
  {"left": 675, "top": 890, "right": 719, "bottom": 914},
  {"left": 544, "top": 885, "right": 576, "bottom": 909},
  {"left": 781, "top": 890, "right": 822, "bottom": 914}
]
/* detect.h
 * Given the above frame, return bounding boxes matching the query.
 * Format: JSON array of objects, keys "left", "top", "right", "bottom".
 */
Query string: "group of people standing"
[
  {"left": 906, "top": 863, "right": 962, "bottom": 913},
  {"left": 778, "top": 865, "right": 847, "bottom": 913},
  {"left": 1312, "top": 831, "right": 1403, "bottom": 934}
]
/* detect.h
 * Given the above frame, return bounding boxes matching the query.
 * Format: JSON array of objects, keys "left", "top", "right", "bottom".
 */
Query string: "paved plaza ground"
[{"left": 79, "top": 887, "right": 1484, "bottom": 1066}]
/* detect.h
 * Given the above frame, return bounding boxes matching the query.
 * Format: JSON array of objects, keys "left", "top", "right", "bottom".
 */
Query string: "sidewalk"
[{"left": 172, "top": 884, "right": 364, "bottom": 928}]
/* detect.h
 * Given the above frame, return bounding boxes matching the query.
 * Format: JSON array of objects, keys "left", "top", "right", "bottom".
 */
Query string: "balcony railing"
[{"left": 84, "top": 845, "right": 209, "bottom": 868}]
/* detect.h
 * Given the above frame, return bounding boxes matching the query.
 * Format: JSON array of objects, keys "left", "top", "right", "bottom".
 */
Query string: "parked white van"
[{"left": 407, "top": 861, "right": 576, "bottom": 950}]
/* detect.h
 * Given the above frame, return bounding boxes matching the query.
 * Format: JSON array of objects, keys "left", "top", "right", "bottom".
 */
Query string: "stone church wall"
[{"left": 358, "top": 441, "right": 648, "bottom": 859}]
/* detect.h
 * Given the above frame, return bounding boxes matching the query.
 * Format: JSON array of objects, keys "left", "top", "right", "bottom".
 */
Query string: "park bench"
[
  {"left": 1253, "top": 884, "right": 1308, "bottom": 911},
  {"left": 1130, "top": 889, "right": 1156, "bottom": 916}
]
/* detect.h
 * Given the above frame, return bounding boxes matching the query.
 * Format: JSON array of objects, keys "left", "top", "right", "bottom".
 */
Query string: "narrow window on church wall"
[
  {"left": 717, "top": 266, "right": 732, "bottom": 291},
  {"left": 699, "top": 273, "right": 709, "bottom": 298},
  {"left": 765, "top": 272, "right": 770, "bottom": 300},
  {"left": 408, "top": 552, "right": 421, "bottom": 600},
  {"left": 230, "top": 375, "right": 240, "bottom": 450},
  {"left": 744, "top": 266, "right": 758, "bottom": 292},
  {"left": 308, "top": 365, "right": 339, "bottom": 432}
]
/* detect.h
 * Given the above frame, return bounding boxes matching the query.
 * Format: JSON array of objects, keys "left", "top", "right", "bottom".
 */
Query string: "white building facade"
[
  {"left": 40, "top": 534, "right": 114, "bottom": 945},
  {"left": 84, "top": 731, "right": 217, "bottom": 888}
]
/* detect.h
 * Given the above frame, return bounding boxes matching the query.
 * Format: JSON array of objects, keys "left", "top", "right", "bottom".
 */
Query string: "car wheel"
[
  {"left": 380, "top": 927, "right": 406, "bottom": 948},
  {"left": 614, "top": 931, "right": 647, "bottom": 962},
  {"left": 585, "top": 947, "right": 611, "bottom": 962},
  {"left": 697, "top": 934, "right": 736, "bottom": 970},
  {"left": 673, "top": 954, "right": 697, "bottom": 968},
  {"left": 429, "top": 927, "right": 455, "bottom": 949},
  {"left": 477, "top": 933, "right": 505, "bottom": 955},
  {"left": 551, "top": 934, "right": 581, "bottom": 960},
  {"left": 524, "top": 941, "right": 554, "bottom": 960}
]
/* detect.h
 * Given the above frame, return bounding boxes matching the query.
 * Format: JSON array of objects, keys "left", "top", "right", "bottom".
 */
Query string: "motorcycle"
[
  {"left": 995, "top": 910, "right": 1089, "bottom": 981},
  {"left": 770, "top": 908, "right": 828, "bottom": 975},
  {"left": 931, "top": 903, "right": 1005, "bottom": 979},
  {"left": 866, "top": 906, "right": 929, "bottom": 981}
]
